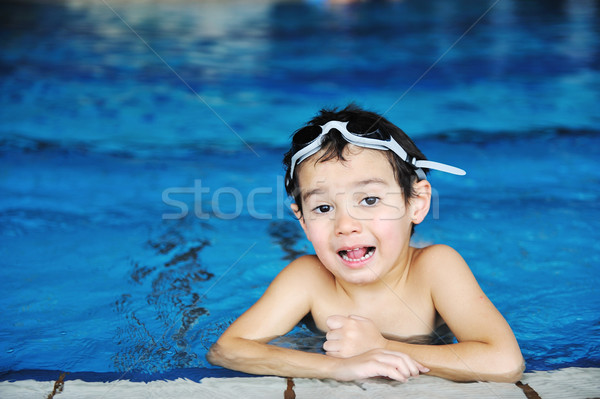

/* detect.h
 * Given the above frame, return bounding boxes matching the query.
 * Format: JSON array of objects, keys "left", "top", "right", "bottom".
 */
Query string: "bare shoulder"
[
  {"left": 411, "top": 244, "right": 476, "bottom": 287},
  {"left": 413, "top": 244, "right": 464, "bottom": 264},
  {"left": 413, "top": 244, "right": 469, "bottom": 270},
  {"left": 272, "top": 255, "right": 333, "bottom": 292},
  {"left": 280, "top": 254, "right": 331, "bottom": 278}
]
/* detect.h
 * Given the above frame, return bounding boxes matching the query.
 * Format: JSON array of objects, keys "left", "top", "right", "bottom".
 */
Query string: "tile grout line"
[
  {"left": 284, "top": 377, "right": 296, "bottom": 399},
  {"left": 516, "top": 381, "right": 542, "bottom": 399},
  {"left": 46, "top": 372, "right": 67, "bottom": 399}
]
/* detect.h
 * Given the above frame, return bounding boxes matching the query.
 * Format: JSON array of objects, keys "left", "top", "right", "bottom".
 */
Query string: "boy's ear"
[
  {"left": 409, "top": 179, "right": 431, "bottom": 225},
  {"left": 290, "top": 203, "right": 309, "bottom": 238}
]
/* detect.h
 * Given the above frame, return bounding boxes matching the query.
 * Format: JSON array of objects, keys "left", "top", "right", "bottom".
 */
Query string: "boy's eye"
[
  {"left": 313, "top": 204, "right": 332, "bottom": 214},
  {"left": 361, "top": 196, "right": 379, "bottom": 206}
]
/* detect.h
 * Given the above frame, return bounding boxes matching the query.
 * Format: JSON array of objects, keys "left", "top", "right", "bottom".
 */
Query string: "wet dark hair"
[{"left": 283, "top": 104, "right": 429, "bottom": 232}]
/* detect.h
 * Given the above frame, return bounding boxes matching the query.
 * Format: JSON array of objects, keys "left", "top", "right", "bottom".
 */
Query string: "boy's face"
[{"left": 292, "top": 146, "right": 430, "bottom": 286}]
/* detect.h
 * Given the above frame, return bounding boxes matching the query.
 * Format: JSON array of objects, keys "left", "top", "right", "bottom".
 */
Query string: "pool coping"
[{"left": 1, "top": 367, "right": 599, "bottom": 399}]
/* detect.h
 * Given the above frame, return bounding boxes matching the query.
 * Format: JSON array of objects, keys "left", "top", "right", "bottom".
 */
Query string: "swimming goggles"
[{"left": 289, "top": 120, "right": 466, "bottom": 181}]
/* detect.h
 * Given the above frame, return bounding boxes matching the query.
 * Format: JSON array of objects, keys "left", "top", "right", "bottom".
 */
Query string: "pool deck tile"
[{"left": 0, "top": 367, "right": 598, "bottom": 399}]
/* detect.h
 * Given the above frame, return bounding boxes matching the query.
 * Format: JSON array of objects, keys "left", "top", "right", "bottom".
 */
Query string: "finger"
[
  {"left": 326, "top": 315, "right": 346, "bottom": 330},
  {"left": 396, "top": 353, "right": 425, "bottom": 376},
  {"left": 405, "top": 360, "right": 421, "bottom": 377},
  {"left": 379, "top": 364, "right": 408, "bottom": 382},
  {"left": 362, "top": 353, "right": 409, "bottom": 382},
  {"left": 394, "top": 353, "right": 421, "bottom": 377},
  {"left": 392, "top": 358, "right": 412, "bottom": 378},
  {"left": 325, "top": 330, "right": 340, "bottom": 341},
  {"left": 378, "top": 352, "right": 419, "bottom": 378},
  {"left": 322, "top": 339, "right": 341, "bottom": 353},
  {"left": 416, "top": 361, "right": 430, "bottom": 374}
]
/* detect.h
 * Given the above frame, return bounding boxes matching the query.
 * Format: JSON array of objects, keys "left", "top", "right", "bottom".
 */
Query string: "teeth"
[{"left": 340, "top": 247, "right": 374, "bottom": 262}]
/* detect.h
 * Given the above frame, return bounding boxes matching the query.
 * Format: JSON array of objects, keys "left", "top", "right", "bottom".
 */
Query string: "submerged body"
[{"left": 208, "top": 106, "right": 524, "bottom": 382}]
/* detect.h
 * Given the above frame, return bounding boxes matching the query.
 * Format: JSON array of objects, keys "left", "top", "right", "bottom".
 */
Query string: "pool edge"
[{"left": 1, "top": 367, "right": 599, "bottom": 399}]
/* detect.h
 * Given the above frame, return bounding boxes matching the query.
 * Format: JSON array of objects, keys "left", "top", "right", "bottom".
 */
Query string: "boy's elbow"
[
  {"left": 206, "top": 341, "right": 231, "bottom": 367},
  {"left": 488, "top": 354, "right": 525, "bottom": 383},
  {"left": 504, "top": 356, "right": 526, "bottom": 383}
]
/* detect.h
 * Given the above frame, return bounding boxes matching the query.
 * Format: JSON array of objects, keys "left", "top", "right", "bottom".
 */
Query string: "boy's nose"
[{"left": 335, "top": 205, "right": 362, "bottom": 236}]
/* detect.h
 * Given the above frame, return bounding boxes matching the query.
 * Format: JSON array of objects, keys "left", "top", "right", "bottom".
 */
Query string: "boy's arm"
[
  {"left": 388, "top": 245, "right": 525, "bottom": 382},
  {"left": 207, "top": 256, "right": 428, "bottom": 381},
  {"left": 207, "top": 256, "right": 322, "bottom": 377}
]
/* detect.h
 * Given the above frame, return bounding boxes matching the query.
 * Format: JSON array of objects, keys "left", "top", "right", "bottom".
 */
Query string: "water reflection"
[{"left": 113, "top": 224, "right": 213, "bottom": 373}]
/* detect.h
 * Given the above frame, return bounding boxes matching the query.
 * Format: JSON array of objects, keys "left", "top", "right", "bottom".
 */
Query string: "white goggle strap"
[
  {"left": 344, "top": 123, "right": 467, "bottom": 178},
  {"left": 289, "top": 120, "right": 466, "bottom": 180},
  {"left": 289, "top": 138, "right": 323, "bottom": 178},
  {"left": 414, "top": 159, "right": 466, "bottom": 176}
]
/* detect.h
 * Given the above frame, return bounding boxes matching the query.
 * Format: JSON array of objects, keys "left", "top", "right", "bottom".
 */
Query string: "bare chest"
[{"left": 310, "top": 288, "right": 437, "bottom": 338}]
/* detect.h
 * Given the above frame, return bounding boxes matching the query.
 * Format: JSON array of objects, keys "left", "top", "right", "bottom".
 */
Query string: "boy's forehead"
[{"left": 296, "top": 146, "right": 396, "bottom": 191}]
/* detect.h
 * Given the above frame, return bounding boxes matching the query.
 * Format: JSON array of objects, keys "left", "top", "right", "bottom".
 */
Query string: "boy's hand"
[
  {"left": 332, "top": 349, "right": 429, "bottom": 382},
  {"left": 324, "top": 315, "right": 388, "bottom": 358}
]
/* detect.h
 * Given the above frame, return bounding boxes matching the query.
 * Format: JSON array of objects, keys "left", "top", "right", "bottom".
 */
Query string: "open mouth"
[{"left": 338, "top": 247, "right": 375, "bottom": 263}]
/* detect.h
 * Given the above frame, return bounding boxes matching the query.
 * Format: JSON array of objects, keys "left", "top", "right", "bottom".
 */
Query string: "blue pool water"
[{"left": 1, "top": 0, "right": 599, "bottom": 381}]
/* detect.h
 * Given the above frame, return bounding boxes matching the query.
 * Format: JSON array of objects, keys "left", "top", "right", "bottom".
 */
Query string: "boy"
[{"left": 208, "top": 105, "right": 524, "bottom": 382}]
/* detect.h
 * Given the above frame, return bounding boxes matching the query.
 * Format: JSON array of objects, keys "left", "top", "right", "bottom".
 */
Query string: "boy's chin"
[{"left": 340, "top": 273, "right": 380, "bottom": 286}]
